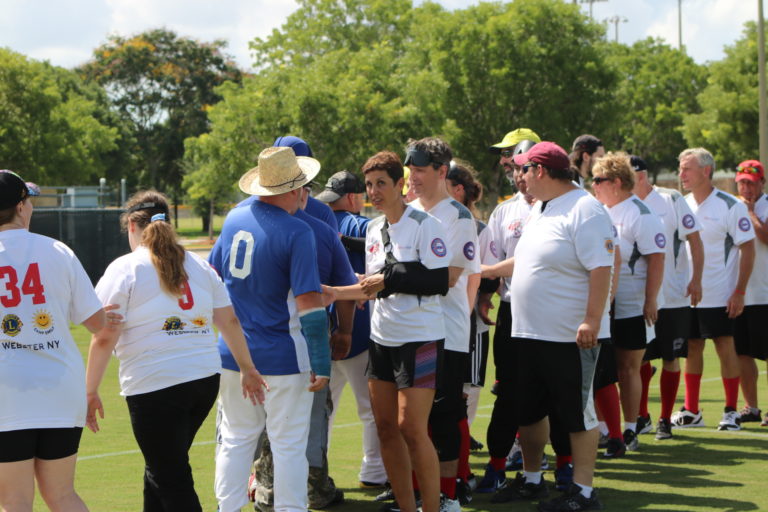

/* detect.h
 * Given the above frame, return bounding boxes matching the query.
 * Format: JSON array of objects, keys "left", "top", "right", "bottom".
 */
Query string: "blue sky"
[{"left": 0, "top": 0, "right": 759, "bottom": 70}]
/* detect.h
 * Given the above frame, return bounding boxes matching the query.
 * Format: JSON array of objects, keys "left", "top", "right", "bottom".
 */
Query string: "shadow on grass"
[{"left": 598, "top": 488, "right": 760, "bottom": 511}]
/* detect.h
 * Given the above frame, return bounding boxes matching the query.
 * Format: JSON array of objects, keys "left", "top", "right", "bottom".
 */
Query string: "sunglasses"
[
  {"left": 592, "top": 176, "right": 612, "bottom": 185},
  {"left": 500, "top": 149, "right": 515, "bottom": 158},
  {"left": 737, "top": 165, "right": 761, "bottom": 175},
  {"left": 521, "top": 162, "right": 538, "bottom": 174},
  {"left": 404, "top": 148, "right": 441, "bottom": 168}
]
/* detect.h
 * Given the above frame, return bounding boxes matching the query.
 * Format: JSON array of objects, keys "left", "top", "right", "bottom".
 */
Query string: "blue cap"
[{"left": 273, "top": 136, "right": 313, "bottom": 157}]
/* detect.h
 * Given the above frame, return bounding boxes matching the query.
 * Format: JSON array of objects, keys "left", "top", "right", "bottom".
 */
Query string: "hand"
[
  {"left": 308, "top": 373, "right": 329, "bottom": 392},
  {"left": 477, "top": 297, "right": 495, "bottom": 326},
  {"left": 330, "top": 331, "right": 352, "bottom": 360},
  {"left": 726, "top": 292, "right": 745, "bottom": 319},
  {"left": 103, "top": 303, "right": 124, "bottom": 332},
  {"left": 241, "top": 367, "right": 269, "bottom": 405},
  {"left": 360, "top": 274, "right": 385, "bottom": 296},
  {"left": 320, "top": 285, "right": 337, "bottom": 307},
  {"left": 576, "top": 319, "right": 599, "bottom": 349},
  {"left": 86, "top": 392, "right": 104, "bottom": 433},
  {"left": 643, "top": 297, "right": 658, "bottom": 326},
  {"left": 686, "top": 279, "right": 702, "bottom": 307}
]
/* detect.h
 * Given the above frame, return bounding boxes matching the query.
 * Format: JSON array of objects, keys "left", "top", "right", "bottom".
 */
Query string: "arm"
[
  {"left": 330, "top": 300, "right": 355, "bottom": 360},
  {"left": 576, "top": 266, "right": 612, "bottom": 349},
  {"left": 466, "top": 273, "right": 480, "bottom": 316},
  {"left": 685, "top": 231, "right": 704, "bottom": 306},
  {"left": 84, "top": 305, "right": 123, "bottom": 433},
  {"left": 643, "top": 252, "right": 665, "bottom": 326},
  {"left": 746, "top": 199, "right": 768, "bottom": 245},
  {"left": 610, "top": 246, "right": 621, "bottom": 303},
  {"left": 727, "top": 239, "right": 755, "bottom": 318},
  {"left": 296, "top": 291, "right": 331, "bottom": 392},
  {"left": 448, "top": 266, "right": 463, "bottom": 288},
  {"left": 481, "top": 257, "right": 514, "bottom": 279},
  {"left": 340, "top": 235, "right": 366, "bottom": 253},
  {"left": 213, "top": 306, "right": 269, "bottom": 405},
  {"left": 81, "top": 308, "right": 107, "bottom": 334}
]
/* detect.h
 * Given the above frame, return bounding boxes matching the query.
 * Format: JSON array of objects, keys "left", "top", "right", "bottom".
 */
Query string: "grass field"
[{"left": 55, "top": 325, "right": 768, "bottom": 512}]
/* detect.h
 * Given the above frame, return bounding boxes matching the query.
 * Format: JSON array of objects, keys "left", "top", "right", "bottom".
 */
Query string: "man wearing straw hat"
[{"left": 211, "top": 146, "right": 332, "bottom": 512}]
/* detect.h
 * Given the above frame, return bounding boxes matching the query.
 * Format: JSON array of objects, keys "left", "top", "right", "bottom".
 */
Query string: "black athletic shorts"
[
  {"left": 611, "top": 315, "right": 650, "bottom": 350},
  {"left": 431, "top": 349, "right": 469, "bottom": 421},
  {"left": 734, "top": 304, "right": 768, "bottom": 360},
  {"left": 515, "top": 338, "right": 602, "bottom": 433},
  {"left": 367, "top": 339, "right": 444, "bottom": 390},
  {"left": 593, "top": 339, "right": 618, "bottom": 390},
  {"left": 644, "top": 307, "right": 690, "bottom": 361},
  {"left": 0, "top": 427, "right": 83, "bottom": 463},
  {"left": 690, "top": 306, "right": 734, "bottom": 339},
  {"left": 466, "top": 313, "right": 490, "bottom": 386},
  {"left": 493, "top": 300, "right": 517, "bottom": 382}
]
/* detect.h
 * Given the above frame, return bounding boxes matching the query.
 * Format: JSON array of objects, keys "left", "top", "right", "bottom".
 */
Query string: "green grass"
[
  {"left": 174, "top": 215, "right": 226, "bottom": 238},
  {"left": 54, "top": 325, "right": 768, "bottom": 512}
]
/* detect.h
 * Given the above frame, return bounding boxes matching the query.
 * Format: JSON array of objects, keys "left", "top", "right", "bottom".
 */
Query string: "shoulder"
[
  {"left": 714, "top": 189, "right": 739, "bottom": 209},
  {"left": 447, "top": 199, "right": 473, "bottom": 220},
  {"left": 406, "top": 208, "right": 429, "bottom": 224},
  {"left": 654, "top": 186, "right": 683, "bottom": 201}
]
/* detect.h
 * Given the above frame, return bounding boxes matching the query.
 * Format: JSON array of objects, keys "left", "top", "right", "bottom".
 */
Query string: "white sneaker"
[
  {"left": 717, "top": 409, "right": 742, "bottom": 431},
  {"left": 671, "top": 407, "right": 705, "bottom": 428},
  {"left": 439, "top": 494, "right": 461, "bottom": 512}
]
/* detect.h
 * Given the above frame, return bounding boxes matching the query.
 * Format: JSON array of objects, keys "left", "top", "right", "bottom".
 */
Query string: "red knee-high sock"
[
  {"left": 723, "top": 376, "right": 740, "bottom": 410},
  {"left": 490, "top": 457, "right": 506, "bottom": 471},
  {"left": 440, "top": 477, "right": 456, "bottom": 499},
  {"left": 457, "top": 418, "right": 471, "bottom": 481},
  {"left": 660, "top": 369, "right": 681, "bottom": 420},
  {"left": 556, "top": 455, "right": 573, "bottom": 469},
  {"left": 684, "top": 373, "right": 702, "bottom": 413},
  {"left": 595, "top": 384, "right": 622, "bottom": 438},
  {"left": 639, "top": 362, "right": 654, "bottom": 417}
]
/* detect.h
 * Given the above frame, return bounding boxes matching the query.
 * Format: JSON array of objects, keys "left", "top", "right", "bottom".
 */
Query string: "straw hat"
[{"left": 239, "top": 147, "right": 321, "bottom": 196}]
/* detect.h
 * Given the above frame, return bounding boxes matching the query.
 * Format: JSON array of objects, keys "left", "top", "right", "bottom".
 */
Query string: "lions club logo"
[
  {"left": 604, "top": 239, "right": 614, "bottom": 254},
  {"left": 33, "top": 309, "right": 54, "bottom": 334},
  {"left": 2, "top": 314, "right": 22, "bottom": 337},
  {"left": 191, "top": 316, "right": 208, "bottom": 328},
  {"left": 682, "top": 214, "right": 695, "bottom": 229},
  {"left": 463, "top": 241, "right": 476, "bottom": 260},
  {"left": 162, "top": 316, "right": 186, "bottom": 331},
  {"left": 738, "top": 217, "right": 752, "bottom": 232},
  {"left": 431, "top": 238, "right": 447, "bottom": 257},
  {"left": 655, "top": 233, "right": 667, "bottom": 249}
]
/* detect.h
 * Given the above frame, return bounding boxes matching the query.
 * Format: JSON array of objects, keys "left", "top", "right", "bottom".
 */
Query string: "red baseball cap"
[
  {"left": 735, "top": 159, "right": 765, "bottom": 182},
  {"left": 513, "top": 141, "right": 570, "bottom": 172}
]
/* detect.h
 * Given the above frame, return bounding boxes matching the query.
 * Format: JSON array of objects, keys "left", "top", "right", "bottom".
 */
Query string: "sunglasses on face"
[
  {"left": 737, "top": 165, "right": 761, "bottom": 175},
  {"left": 404, "top": 148, "right": 440, "bottom": 168},
  {"left": 521, "top": 162, "right": 537, "bottom": 174},
  {"left": 592, "top": 176, "right": 612, "bottom": 185},
  {"left": 500, "top": 149, "right": 515, "bottom": 158}
]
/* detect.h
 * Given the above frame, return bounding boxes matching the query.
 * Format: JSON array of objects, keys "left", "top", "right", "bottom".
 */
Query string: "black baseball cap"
[
  {"left": 316, "top": 171, "right": 366, "bottom": 203},
  {"left": 0, "top": 170, "right": 35, "bottom": 210},
  {"left": 630, "top": 155, "right": 648, "bottom": 172}
]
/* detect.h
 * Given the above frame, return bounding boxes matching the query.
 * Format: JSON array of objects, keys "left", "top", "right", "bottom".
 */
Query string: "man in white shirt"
[
  {"left": 407, "top": 136, "right": 481, "bottom": 512},
  {"left": 672, "top": 148, "right": 755, "bottom": 432}
]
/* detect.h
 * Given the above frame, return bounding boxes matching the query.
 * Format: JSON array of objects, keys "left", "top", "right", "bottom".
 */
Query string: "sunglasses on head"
[
  {"left": 404, "top": 148, "right": 441, "bottom": 168},
  {"left": 737, "top": 165, "right": 761, "bottom": 175},
  {"left": 592, "top": 176, "right": 612, "bottom": 185},
  {"left": 521, "top": 162, "right": 538, "bottom": 174}
]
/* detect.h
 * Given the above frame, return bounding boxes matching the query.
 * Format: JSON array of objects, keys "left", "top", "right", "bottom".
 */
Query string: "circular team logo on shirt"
[
  {"left": 738, "top": 217, "right": 752, "bottom": 232},
  {"left": 431, "top": 238, "right": 447, "bottom": 257},
  {"left": 490, "top": 241, "right": 498, "bottom": 258},
  {"left": 32, "top": 309, "right": 54, "bottom": 335},
  {"left": 655, "top": 233, "right": 667, "bottom": 249},
  {"left": 463, "top": 241, "right": 476, "bottom": 260},
  {"left": 682, "top": 214, "right": 695, "bottom": 229},
  {"left": 604, "top": 239, "right": 614, "bottom": 254},
  {"left": 2, "top": 314, "right": 22, "bottom": 337}
]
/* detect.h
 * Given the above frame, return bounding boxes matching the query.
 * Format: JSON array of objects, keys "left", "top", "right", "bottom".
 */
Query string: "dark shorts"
[
  {"left": 593, "top": 339, "right": 618, "bottom": 389},
  {"left": 734, "top": 304, "right": 768, "bottom": 360},
  {"left": 515, "top": 338, "right": 601, "bottom": 433},
  {"left": 644, "top": 307, "right": 690, "bottom": 361},
  {"left": 431, "top": 349, "right": 469, "bottom": 421},
  {"left": 367, "top": 339, "right": 444, "bottom": 390},
  {"left": 493, "top": 300, "right": 517, "bottom": 382},
  {"left": 466, "top": 313, "right": 490, "bottom": 386},
  {"left": 0, "top": 427, "right": 83, "bottom": 463},
  {"left": 610, "top": 315, "right": 649, "bottom": 350},
  {"left": 689, "top": 306, "right": 734, "bottom": 339}
]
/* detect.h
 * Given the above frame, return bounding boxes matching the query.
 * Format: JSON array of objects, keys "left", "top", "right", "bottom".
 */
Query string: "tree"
[
  {"left": 604, "top": 38, "right": 707, "bottom": 174},
  {"left": 682, "top": 21, "right": 764, "bottom": 168},
  {"left": 0, "top": 48, "right": 123, "bottom": 185},
  {"left": 79, "top": 29, "right": 242, "bottom": 196}
]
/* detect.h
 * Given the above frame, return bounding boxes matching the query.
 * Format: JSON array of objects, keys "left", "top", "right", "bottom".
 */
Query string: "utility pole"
[
  {"left": 759, "top": 0, "right": 767, "bottom": 167},
  {"left": 580, "top": 0, "right": 608, "bottom": 19},
  {"left": 678, "top": 0, "right": 683, "bottom": 50},
  {"left": 605, "top": 15, "right": 628, "bottom": 43}
]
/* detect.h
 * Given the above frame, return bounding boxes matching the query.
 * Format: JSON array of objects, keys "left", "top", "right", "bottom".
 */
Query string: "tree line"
[{"left": 0, "top": 0, "right": 764, "bottom": 223}]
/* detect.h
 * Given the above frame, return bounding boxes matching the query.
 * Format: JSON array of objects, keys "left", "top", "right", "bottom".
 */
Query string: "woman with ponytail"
[{"left": 85, "top": 190, "right": 267, "bottom": 512}]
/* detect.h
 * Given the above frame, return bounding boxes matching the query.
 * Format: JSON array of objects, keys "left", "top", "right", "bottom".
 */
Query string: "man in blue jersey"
[
  {"left": 211, "top": 146, "right": 332, "bottom": 512},
  {"left": 318, "top": 171, "right": 388, "bottom": 488}
]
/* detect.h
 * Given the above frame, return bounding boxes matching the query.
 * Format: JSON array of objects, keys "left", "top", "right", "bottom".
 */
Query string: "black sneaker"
[
  {"left": 636, "top": 414, "right": 652, "bottom": 434},
  {"left": 655, "top": 418, "right": 673, "bottom": 440},
  {"left": 739, "top": 406, "right": 763, "bottom": 423},
  {"left": 537, "top": 482, "right": 603, "bottom": 511},
  {"left": 602, "top": 437, "right": 626, "bottom": 459},
  {"left": 490, "top": 472, "right": 549, "bottom": 503},
  {"left": 375, "top": 485, "right": 394, "bottom": 502},
  {"left": 623, "top": 429, "right": 639, "bottom": 451},
  {"left": 470, "top": 436, "right": 484, "bottom": 451},
  {"left": 379, "top": 496, "right": 421, "bottom": 512},
  {"left": 456, "top": 478, "right": 473, "bottom": 505}
]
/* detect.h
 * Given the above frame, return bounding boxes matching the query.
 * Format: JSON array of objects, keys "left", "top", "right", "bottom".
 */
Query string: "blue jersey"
[
  {"left": 332, "top": 210, "right": 372, "bottom": 359},
  {"left": 210, "top": 200, "right": 322, "bottom": 375},
  {"left": 296, "top": 209, "right": 356, "bottom": 288},
  {"left": 306, "top": 196, "right": 338, "bottom": 231}
]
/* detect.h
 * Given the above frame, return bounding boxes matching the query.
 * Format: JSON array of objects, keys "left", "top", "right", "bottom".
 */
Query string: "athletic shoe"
[
  {"left": 717, "top": 408, "right": 742, "bottom": 431},
  {"left": 623, "top": 429, "right": 639, "bottom": 451},
  {"left": 739, "top": 406, "right": 763, "bottom": 423},
  {"left": 455, "top": 478, "right": 472, "bottom": 505},
  {"left": 438, "top": 494, "right": 461, "bottom": 512},
  {"left": 360, "top": 480, "right": 388, "bottom": 489},
  {"left": 671, "top": 407, "right": 705, "bottom": 428},
  {"left": 375, "top": 485, "right": 395, "bottom": 502},
  {"left": 537, "top": 483, "right": 603, "bottom": 511},
  {"left": 540, "top": 454, "right": 550, "bottom": 470},
  {"left": 475, "top": 463, "right": 505, "bottom": 493},
  {"left": 636, "top": 414, "right": 653, "bottom": 435},
  {"left": 554, "top": 463, "right": 574, "bottom": 492},
  {"left": 379, "top": 497, "right": 422, "bottom": 512},
  {"left": 597, "top": 432, "right": 610, "bottom": 449},
  {"left": 466, "top": 473, "right": 477, "bottom": 492},
  {"left": 490, "top": 472, "right": 549, "bottom": 503},
  {"left": 469, "top": 436, "right": 484, "bottom": 451},
  {"left": 601, "top": 437, "right": 626, "bottom": 459},
  {"left": 655, "top": 418, "right": 673, "bottom": 440},
  {"left": 761, "top": 414, "right": 768, "bottom": 427},
  {"left": 506, "top": 440, "right": 523, "bottom": 470}
]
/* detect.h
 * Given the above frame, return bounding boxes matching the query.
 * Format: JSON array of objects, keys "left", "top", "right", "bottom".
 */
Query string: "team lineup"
[{"left": 0, "top": 130, "right": 766, "bottom": 512}]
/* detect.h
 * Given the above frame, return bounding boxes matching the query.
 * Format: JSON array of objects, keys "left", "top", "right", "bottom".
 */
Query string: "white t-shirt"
[
  {"left": 475, "top": 219, "right": 499, "bottom": 335},
  {"left": 487, "top": 194, "right": 532, "bottom": 302},
  {"left": 685, "top": 188, "right": 756, "bottom": 308},
  {"left": 643, "top": 187, "right": 701, "bottom": 309},
  {"left": 412, "top": 197, "right": 481, "bottom": 353},
  {"left": 95, "top": 247, "right": 231, "bottom": 396},
  {"left": 511, "top": 188, "right": 614, "bottom": 342},
  {"left": 0, "top": 230, "right": 102, "bottom": 431},
  {"left": 743, "top": 194, "right": 768, "bottom": 306},
  {"left": 608, "top": 194, "right": 666, "bottom": 320},
  {"left": 365, "top": 206, "right": 449, "bottom": 346}
]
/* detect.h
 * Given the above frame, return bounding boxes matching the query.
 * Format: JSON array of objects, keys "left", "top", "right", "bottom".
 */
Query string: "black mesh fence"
[{"left": 29, "top": 209, "right": 130, "bottom": 285}]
